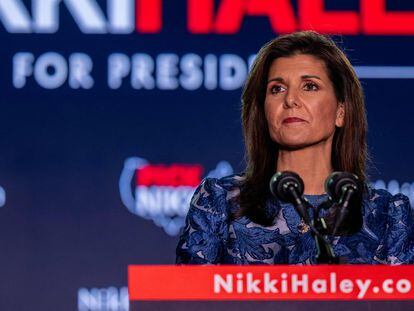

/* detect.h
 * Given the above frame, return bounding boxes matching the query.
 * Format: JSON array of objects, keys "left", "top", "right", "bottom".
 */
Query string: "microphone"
[
  {"left": 270, "top": 171, "right": 340, "bottom": 263},
  {"left": 269, "top": 171, "right": 310, "bottom": 224},
  {"left": 325, "top": 172, "right": 360, "bottom": 235}
]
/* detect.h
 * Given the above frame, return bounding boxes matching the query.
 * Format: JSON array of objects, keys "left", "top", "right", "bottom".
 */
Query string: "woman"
[{"left": 176, "top": 31, "right": 414, "bottom": 264}]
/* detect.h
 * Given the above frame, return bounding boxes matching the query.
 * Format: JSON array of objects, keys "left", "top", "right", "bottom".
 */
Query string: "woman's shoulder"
[
  {"left": 190, "top": 172, "right": 245, "bottom": 215},
  {"left": 365, "top": 185, "right": 412, "bottom": 217},
  {"left": 177, "top": 173, "right": 245, "bottom": 264},
  {"left": 212, "top": 171, "right": 245, "bottom": 184},
  {"left": 366, "top": 186, "right": 410, "bottom": 203},
  {"left": 214, "top": 172, "right": 246, "bottom": 192},
  {"left": 364, "top": 186, "right": 414, "bottom": 264},
  {"left": 199, "top": 172, "right": 245, "bottom": 196}
]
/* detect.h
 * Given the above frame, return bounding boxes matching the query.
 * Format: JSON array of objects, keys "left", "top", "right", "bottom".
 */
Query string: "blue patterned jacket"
[{"left": 176, "top": 173, "right": 414, "bottom": 264}]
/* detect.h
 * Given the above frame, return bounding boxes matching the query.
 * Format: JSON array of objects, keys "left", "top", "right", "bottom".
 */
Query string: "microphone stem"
[
  {"left": 341, "top": 187, "right": 355, "bottom": 208},
  {"left": 333, "top": 186, "right": 355, "bottom": 236},
  {"left": 287, "top": 184, "right": 310, "bottom": 224}
]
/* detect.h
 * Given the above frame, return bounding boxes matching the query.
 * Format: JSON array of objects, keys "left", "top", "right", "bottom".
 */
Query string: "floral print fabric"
[{"left": 176, "top": 174, "right": 414, "bottom": 264}]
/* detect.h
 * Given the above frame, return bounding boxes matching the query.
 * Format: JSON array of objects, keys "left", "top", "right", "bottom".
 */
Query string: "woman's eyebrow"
[
  {"left": 267, "top": 75, "right": 322, "bottom": 84},
  {"left": 267, "top": 77, "right": 284, "bottom": 84},
  {"left": 302, "top": 74, "right": 322, "bottom": 80}
]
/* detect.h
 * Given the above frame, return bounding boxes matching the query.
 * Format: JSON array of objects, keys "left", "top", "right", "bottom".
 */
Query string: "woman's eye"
[
  {"left": 304, "top": 82, "right": 319, "bottom": 91},
  {"left": 270, "top": 85, "right": 285, "bottom": 94}
]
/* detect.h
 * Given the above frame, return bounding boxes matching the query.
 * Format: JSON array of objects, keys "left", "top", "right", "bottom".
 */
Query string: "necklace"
[
  {"left": 297, "top": 194, "right": 328, "bottom": 234},
  {"left": 297, "top": 218, "right": 310, "bottom": 234}
]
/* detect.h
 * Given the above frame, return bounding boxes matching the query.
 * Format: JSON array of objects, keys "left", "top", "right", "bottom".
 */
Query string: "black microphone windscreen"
[
  {"left": 269, "top": 171, "right": 304, "bottom": 203},
  {"left": 325, "top": 171, "right": 359, "bottom": 202}
]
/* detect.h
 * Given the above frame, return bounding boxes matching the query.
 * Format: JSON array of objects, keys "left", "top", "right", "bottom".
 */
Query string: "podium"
[{"left": 128, "top": 265, "right": 414, "bottom": 310}]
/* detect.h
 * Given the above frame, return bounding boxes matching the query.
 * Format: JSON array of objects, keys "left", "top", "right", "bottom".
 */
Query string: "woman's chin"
[{"left": 277, "top": 138, "right": 321, "bottom": 150}]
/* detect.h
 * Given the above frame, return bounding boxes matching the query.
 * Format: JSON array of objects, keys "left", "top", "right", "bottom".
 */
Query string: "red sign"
[
  {"left": 2, "top": 0, "right": 414, "bottom": 35},
  {"left": 128, "top": 265, "right": 414, "bottom": 300},
  {"left": 188, "top": 0, "right": 414, "bottom": 35},
  {"left": 136, "top": 164, "right": 203, "bottom": 187}
]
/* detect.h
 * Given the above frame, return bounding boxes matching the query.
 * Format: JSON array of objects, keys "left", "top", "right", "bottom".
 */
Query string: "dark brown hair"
[{"left": 238, "top": 31, "right": 367, "bottom": 234}]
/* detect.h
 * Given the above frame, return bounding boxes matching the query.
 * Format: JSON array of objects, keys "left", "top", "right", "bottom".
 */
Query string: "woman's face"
[{"left": 264, "top": 54, "right": 344, "bottom": 150}]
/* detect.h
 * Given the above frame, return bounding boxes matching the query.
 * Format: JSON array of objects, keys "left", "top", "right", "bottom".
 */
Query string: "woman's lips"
[{"left": 282, "top": 117, "right": 306, "bottom": 124}]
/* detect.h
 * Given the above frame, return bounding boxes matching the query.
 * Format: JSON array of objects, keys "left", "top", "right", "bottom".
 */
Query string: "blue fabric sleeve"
[
  {"left": 176, "top": 178, "right": 226, "bottom": 264},
  {"left": 384, "top": 194, "right": 414, "bottom": 264}
]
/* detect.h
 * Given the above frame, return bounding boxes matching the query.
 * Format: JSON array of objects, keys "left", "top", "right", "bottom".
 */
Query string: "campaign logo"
[{"left": 119, "top": 157, "right": 233, "bottom": 236}]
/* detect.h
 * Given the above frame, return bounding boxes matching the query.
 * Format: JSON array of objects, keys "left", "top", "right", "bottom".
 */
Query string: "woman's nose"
[{"left": 283, "top": 90, "right": 301, "bottom": 108}]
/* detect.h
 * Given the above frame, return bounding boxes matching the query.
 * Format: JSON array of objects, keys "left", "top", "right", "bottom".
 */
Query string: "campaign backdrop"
[{"left": 0, "top": 0, "right": 413, "bottom": 310}]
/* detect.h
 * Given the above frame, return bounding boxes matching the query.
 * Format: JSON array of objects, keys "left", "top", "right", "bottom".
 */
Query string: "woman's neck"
[{"left": 277, "top": 142, "right": 333, "bottom": 195}]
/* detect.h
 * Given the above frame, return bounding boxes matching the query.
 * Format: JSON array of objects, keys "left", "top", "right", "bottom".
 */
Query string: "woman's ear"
[{"left": 335, "top": 103, "right": 345, "bottom": 127}]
